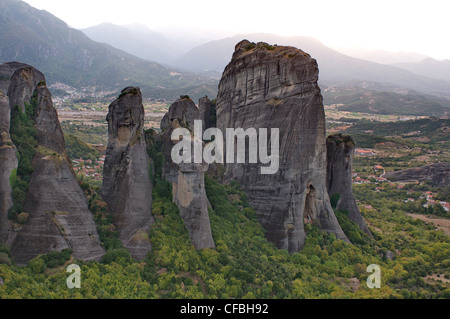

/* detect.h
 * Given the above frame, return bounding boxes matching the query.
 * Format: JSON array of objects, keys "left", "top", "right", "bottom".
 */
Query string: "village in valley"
[
  {"left": 352, "top": 148, "right": 450, "bottom": 213},
  {"left": 57, "top": 99, "right": 449, "bottom": 223},
  {"left": 71, "top": 154, "right": 106, "bottom": 184}
]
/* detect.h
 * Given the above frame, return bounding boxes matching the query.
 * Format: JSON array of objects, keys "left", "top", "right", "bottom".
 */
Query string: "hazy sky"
[{"left": 24, "top": 0, "right": 450, "bottom": 60}]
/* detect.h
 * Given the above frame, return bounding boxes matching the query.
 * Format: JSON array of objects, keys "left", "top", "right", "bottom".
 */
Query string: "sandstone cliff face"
[
  {"left": 216, "top": 40, "right": 348, "bottom": 252},
  {"left": 7, "top": 66, "right": 104, "bottom": 264},
  {"left": 326, "top": 134, "right": 371, "bottom": 235},
  {"left": 161, "top": 98, "right": 215, "bottom": 249},
  {"left": 0, "top": 90, "right": 17, "bottom": 245},
  {"left": 101, "top": 87, "right": 154, "bottom": 259}
]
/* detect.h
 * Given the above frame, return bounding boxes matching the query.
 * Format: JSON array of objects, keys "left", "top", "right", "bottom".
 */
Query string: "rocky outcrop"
[
  {"left": 161, "top": 97, "right": 215, "bottom": 249},
  {"left": 326, "top": 134, "right": 371, "bottom": 235},
  {"left": 216, "top": 40, "right": 348, "bottom": 252},
  {"left": 384, "top": 162, "right": 450, "bottom": 187},
  {"left": 7, "top": 64, "right": 45, "bottom": 114},
  {"left": 161, "top": 97, "right": 200, "bottom": 181},
  {"left": 198, "top": 96, "right": 216, "bottom": 130},
  {"left": 7, "top": 65, "right": 104, "bottom": 264},
  {"left": 161, "top": 96, "right": 200, "bottom": 132},
  {"left": 0, "top": 89, "right": 17, "bottom": 245},
  {"left": 0, "top": 62, "right": 33, "bottom": 94},
  {"left": 101, "top": 87, "right": 154, "bottom": 259}
]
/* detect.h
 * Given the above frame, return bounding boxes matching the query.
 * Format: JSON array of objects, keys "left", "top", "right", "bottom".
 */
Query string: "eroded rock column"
[{"left": 101, "top": 87, "right": 154, "bottom": 260}]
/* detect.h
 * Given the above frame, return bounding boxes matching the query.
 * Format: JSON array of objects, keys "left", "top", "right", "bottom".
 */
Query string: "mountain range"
[
  {"left": 0, "top": 0, "right": 217, "bottom": 100},
  {"left": 391, "top": 58, "right": 450, "bottom": 83},
  {"left": 81, "top": 22, "right": 182, "bottom": 65},
  {"left": 1, "top": 0, "right": 450, "bottom": 115},
  {"left": 170, "top": 34, "right": 450, "bottom": 96},
  {"left": 78, "top": 24, "right": 450, "bottom": 113}
]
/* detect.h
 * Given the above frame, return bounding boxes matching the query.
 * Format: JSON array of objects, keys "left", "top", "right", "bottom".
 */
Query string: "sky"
[{"left": 23, "top": 0, "right": 450, "bottom": 60}]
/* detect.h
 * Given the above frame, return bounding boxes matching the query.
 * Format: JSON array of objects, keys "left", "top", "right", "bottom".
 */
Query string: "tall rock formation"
[
  {"left": 6, "top": 65, "right": 104, "bottom": 264},
  {"left": 326, "top": 134, "right": 371, "bottom": 235},
  {"left": 160, "top": 97, "right": 215, "bottom": 249},
  {"left": 101, "top": 87, "right": 154, "bottom": 259},
  {"left": 384, "top": 162, "right": 450, "bottom": 187},
  {"left": 0, "top": 87, "right": 17, "bottom": 245},
  {"left": 216, "top": 40, "right": 348, "bottom": 252},
  {"left": 198, "top": 96, "right": 216, "bottom": 130}
]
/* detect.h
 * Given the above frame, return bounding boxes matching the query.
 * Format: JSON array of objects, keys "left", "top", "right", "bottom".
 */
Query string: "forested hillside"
[{"left": 1, "top": 129, "right": 449, "bottom": 299}]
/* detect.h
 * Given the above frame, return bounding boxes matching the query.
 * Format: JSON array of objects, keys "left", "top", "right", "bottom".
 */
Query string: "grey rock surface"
[
  {"left": 101, "top": 87, "right": 154, "bottom": 259},
  {"left": 0, "top": 90, "right": 17, "bottom": 245},
  {"left": 7, "top": 64, "right": 45, "bottom": 113},
  {"left": 160, "top": 97, "right": 200, "bottom": 132},
  {"left": 216, "top": 40, "right": 348, "bottom": 252},
  {"left": 326, "top": 134, "right": 371, "bottom": 236},
  {"left": 8, "top": 67, "right": 104, "bottom": 265},
  {"left": 0, "top": 62, "right": 33, "bottom": 95},
  {"left": 173, "top": 162, "right": 216, "bottom": 249},
  {"left": 161, "top": 98, "right": 215, "bottom": 249},
  {"left": 198, "top": 96, "right": 215, "bottom": 130}
]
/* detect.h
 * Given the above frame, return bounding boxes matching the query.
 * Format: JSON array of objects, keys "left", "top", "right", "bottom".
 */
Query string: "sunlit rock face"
[{"left": 216, "top": 40, "right": 348, "bottom": 252}]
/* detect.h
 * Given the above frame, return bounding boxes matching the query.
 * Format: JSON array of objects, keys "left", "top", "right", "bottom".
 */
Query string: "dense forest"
[{"left": 0, "top": 128, "right": 449, "bottom": 299}]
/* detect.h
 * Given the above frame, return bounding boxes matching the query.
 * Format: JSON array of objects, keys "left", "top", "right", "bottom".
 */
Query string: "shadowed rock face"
[
  {"left": 326, "top": 134, "right": 371, "bottom": 236},
  {"left": 0, "top": 89, "right": 17, "bottom": 245},
  {"left": 216, "top": 40, "right": 348, "bottom": 252},
  {"left": 101, "top": 87, "right": 154, "bottom": 259},
  {"left": 0, "top": 62, "right": 32, "bottom": 246},
  {"left": 7, "top": 64, "right": 45, "bottom": 114},
  {"left": 160, "top": 97, "right": 200, "bottom": 133},
  {"left": 161, "top": 98, "right": 215, "bottom": 249},
  {"left": 198, "top": 96, "right": 215, "bottom": 130},
  {"left": 7, "top": 66, "right": 104, "bottom": 264}
]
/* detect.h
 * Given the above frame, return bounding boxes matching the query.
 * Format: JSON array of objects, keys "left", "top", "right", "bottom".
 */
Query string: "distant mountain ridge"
[
  {"left": 0, "top": 0, "right": 217, "bottom": 100},
  {"left": 391, "top": 58, "right": 450, "bottom": 83},
  {"left": 333, "top": 47, "right": 428, "bottom": 65},
  {"left": 172, "top": 33, "right": 450, "bottom": 97},
  {"left": 78, "top": 23, "right": 450, "bottom": 100},
  {"left": 1, "top": 0, "right": 450, "bottom": 111}
]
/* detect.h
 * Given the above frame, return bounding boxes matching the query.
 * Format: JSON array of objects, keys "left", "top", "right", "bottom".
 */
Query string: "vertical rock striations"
[
  {"left": 0, "top": 89, "right": 17, "bottom": 245},
  {"left": 198, "top": 96, "right": 216, "bottom": 130},
  {"left": 0, "top": 62, "right": 34, "bottom": 246},
  {"left": 7, "top": 65, "right": 104, "bottom": 264},
  {"left": 101, "top": 87, "right": 154, "bottom": 259},
  {"left": 326, "top": 134, "right": 371, "bottom": 235},
  {"left": 161, "top": 97, "right": 215, "bottom": 249},
  {"left": 216, "top": 40, "right": 348, "bottom": 252}
]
